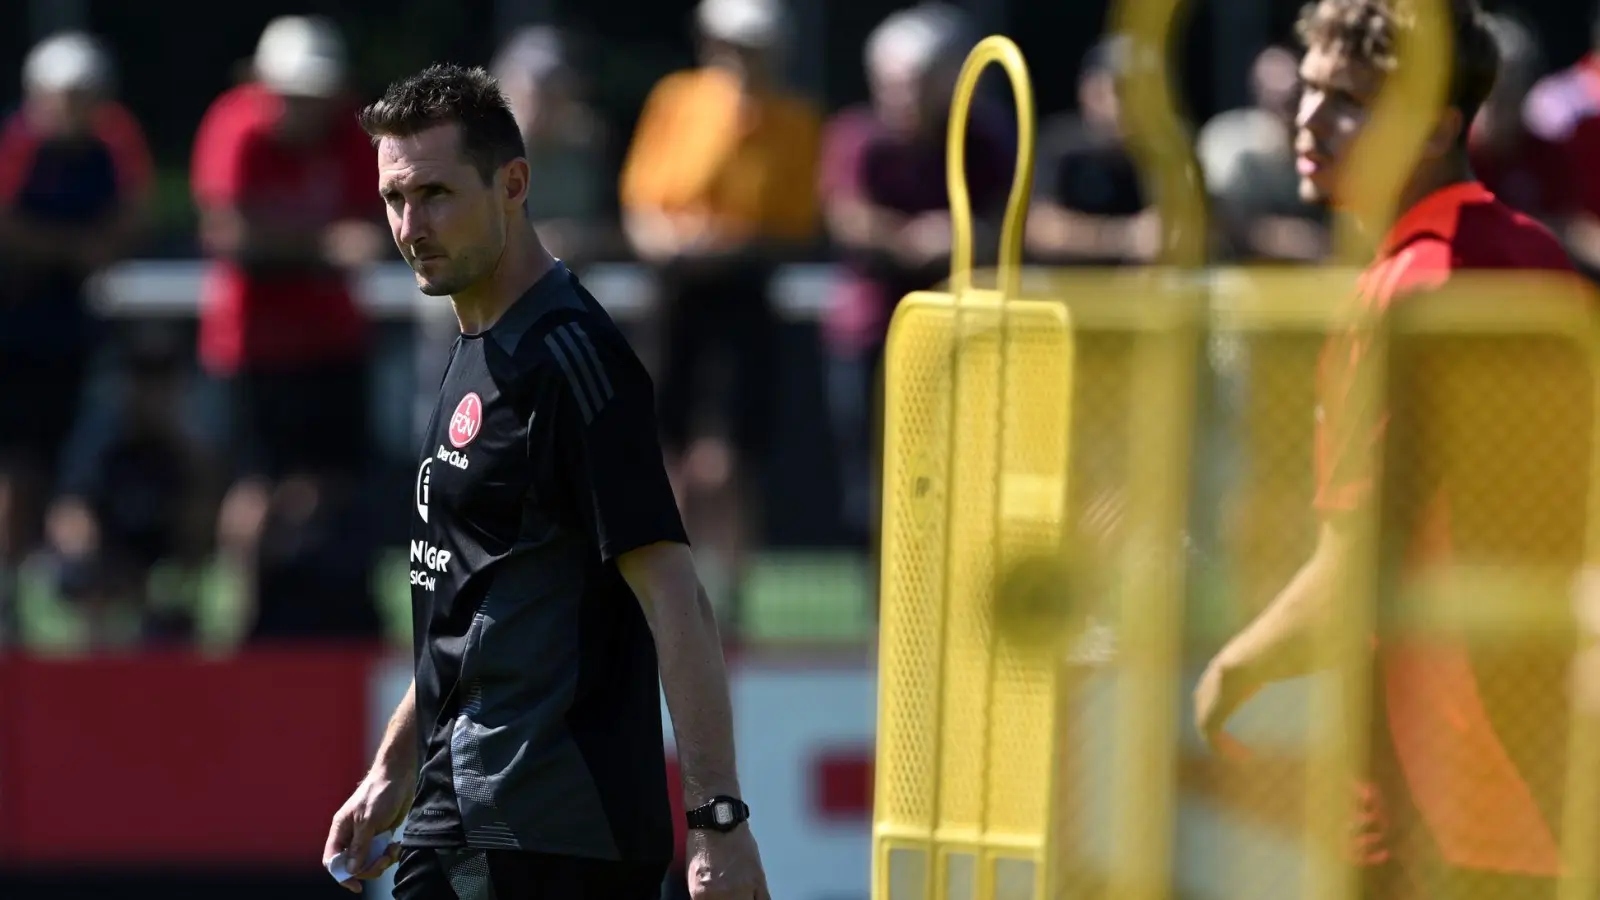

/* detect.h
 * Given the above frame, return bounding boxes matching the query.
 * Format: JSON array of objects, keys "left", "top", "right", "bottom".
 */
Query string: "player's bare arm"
[
  {"left": 323, "top": 681, "right": 417, "bottom": 893},
  {"left": 618, "top": 541, "right": 771, "bottom": 900},
  {"left": 1025, "top": 201, "right": 1160, "bottom": 263},
  {"left": 1195, "top": 521, "right": 1356, "bottom": 750}
]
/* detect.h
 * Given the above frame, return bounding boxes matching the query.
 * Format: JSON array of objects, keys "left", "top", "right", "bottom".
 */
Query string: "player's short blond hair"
[{"left": 1295, "top": 0, "right": 1499, "bottom": 133}]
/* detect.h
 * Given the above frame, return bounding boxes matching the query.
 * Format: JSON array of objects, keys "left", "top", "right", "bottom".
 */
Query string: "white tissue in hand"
[{"left": 325, "top": 830, "right": 396, "bottom": 882}]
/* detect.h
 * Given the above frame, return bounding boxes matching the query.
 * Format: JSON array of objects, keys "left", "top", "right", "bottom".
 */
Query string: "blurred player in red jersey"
[
  {"left": 1196, "top": 1, "right": 1592, "bottom": 896},
  {"left": 190, "top": 16, "right": 385, "bottom": 639}
]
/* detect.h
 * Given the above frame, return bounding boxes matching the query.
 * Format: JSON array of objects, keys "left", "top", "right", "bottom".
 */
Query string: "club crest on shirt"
[{"left": 449, "top": 392, "right": 484, "bottom": 448}]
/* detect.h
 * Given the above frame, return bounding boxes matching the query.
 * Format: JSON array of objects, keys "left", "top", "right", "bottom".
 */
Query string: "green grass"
[{"left": 15, "top": 549, "right": 880, "bottom": 653}]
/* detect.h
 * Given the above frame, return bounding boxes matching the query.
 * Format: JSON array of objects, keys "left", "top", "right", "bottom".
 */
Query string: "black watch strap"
[{"left": 685, "top": 795, "right": 750, "bottom": 832}]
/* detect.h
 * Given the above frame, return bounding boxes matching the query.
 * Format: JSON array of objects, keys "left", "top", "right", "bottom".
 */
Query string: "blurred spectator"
[
  {"left": 1470, "top": 13, "right": 1568, "bottom": 222},
  {"left": 0, "top": 31, "right": 151, "bottom": 644},
  {"left": 45, "top": 326, "right": 213, "bottom": 647},
  {"left": 619, "top": 0, "right": 822, "bottom": 611},
  {"left": 1197, "top": 46, "right": 1329, "bottom": 262},
  {"left": 1523, "top": 12, "right": 1600, "bottom": 275},
  {"left": 818, "top": 2, "right": 1008, "bottom": 547},
  {"left": 190, "top": 15, "right": 384, "bottom": 640},
  {"left": 492, "top": 26, "right": 613, "bottom": 269},
  {"left": 1025, "top": 36, "right": 1158, "bottom": 266}
]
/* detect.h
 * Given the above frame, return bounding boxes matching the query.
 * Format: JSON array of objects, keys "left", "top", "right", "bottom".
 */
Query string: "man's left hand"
[{"left": 686, "top": 825, "right": 770, "bottom": 900}]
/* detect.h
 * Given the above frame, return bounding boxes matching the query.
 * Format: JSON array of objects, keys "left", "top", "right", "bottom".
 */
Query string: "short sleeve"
[
  {"left": 191, "top": 98, "right": 267, "bottom": 208},
  {"left": 1312, "top": 244, "right": 1447, "bottom": 516},
  {"left": 0, "top": 114, "right": 36, "bottom": 206},
  {"left": 93, "top": 103, "right": 154, "bottom": 202},
  {"left": 536, "top": 319, "right": 687, "bottom": 561},
  {"left": 817, "top": 110, "right": 874, "bottom": 202},
  {"left": 618, "top": 73, "right": 688, "bottom": 213},
  {"left": 763, "top": 100, "right": 823, "bottom": 241},
  {"left": 1031, "top": 115, "right": 1081, "bottom": 199},
  {"left": 1312, "top": 333, "right": 1387, "bottom": 515}
]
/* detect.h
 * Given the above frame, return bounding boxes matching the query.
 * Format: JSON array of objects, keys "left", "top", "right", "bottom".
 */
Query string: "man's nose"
[
  {"left": 1295, "top": 92, "right": 1327, "bottom": 133},
  {"left": 398, "top": 205, "right": 429, "bottom": 245}
]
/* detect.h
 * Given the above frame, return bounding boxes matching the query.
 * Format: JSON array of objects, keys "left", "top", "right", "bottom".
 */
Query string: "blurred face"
[
  {"left": 1078, "top": 71, "right": 1121, "bottom": 131},
  {"left": 378, "top": 123, "right": 525, "bottom": 297},
  {"left": 1253, "top": 48, "right": 1301, "bottom": 123},
  {"left": 275, "top": 94, "right": 340, "bottom": 144},
  {"left": 26, "top": 86, "right": 102, "bottom": 137},
  {"left": 1294, "top": 44, "right": 1383, "bottom": 204},
  {"left": 700, "top": 38, "right": 768, "bottom": 83},
  {"left": 870, "top": 58, "right": 926, "bottom": 137}
]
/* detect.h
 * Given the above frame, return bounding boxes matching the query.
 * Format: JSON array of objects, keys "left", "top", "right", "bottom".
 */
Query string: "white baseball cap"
[
  {"left": 493, "top": 26, "right": 570, "bottom": 84},
  {"left": 865, "top": 4, "right": 971, "bottom": 78},
  {"left": 24, "top": 31, "right": 114, "bottom": 94},
  {"left": 255, "top": 15, "right": 347, "bottom": 98},
  {"left": 697, "top": 0, "right": 785, "bottom": 49}
]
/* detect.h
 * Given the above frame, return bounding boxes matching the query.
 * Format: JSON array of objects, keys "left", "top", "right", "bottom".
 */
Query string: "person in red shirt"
[
  {"left": 190, "top": 15, "right": 385, "bottom": 638},
  {"left": 0, "top": 31, "right": 152, "bottom": 643},
  {"left": 1195, "top": 1, "right": 1592, "bottom": 896}
]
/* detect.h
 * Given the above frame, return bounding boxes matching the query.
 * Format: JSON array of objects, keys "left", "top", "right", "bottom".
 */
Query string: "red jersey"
[
  {"left": 1315, "top": 182, "right": 1592, "bottom": 878},
  {"left": 190, "top": 83, "right": 375, "bottom": 375}
]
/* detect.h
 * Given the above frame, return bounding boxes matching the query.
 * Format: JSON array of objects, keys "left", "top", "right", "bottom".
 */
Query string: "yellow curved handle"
[
  {"left": 946, "top": 35, "right": 1035, "bottom": 298},
  {"left": 1110, "top": 4, "right": 1207, "bottom": 268}
]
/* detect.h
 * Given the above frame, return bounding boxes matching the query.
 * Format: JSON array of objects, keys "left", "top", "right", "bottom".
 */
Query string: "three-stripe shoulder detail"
[{"left": 543, "top": 322, "right": 616, "bottom": 424}]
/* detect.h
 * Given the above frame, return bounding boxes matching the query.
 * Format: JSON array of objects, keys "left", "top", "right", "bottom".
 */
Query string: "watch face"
[{"left": 714, "top": 802, "right": 735, "bottom": 826}]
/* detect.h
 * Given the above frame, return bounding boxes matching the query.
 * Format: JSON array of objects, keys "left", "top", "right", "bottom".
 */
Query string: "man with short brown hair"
[{"left": 322, "top": 64, "right": 769, "bottom": 900}]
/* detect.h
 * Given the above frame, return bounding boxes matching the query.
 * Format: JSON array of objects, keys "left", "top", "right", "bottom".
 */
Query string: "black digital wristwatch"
[{"left": 685, "top": 795, "right": 750, "bottom": 833}]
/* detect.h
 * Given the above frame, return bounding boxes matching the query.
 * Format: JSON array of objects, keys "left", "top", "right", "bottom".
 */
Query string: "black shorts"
[
  {"left": 653, "top": 257, "right": 777, "bottom": 464},
  {"left": 226, "top": 359, "right": 369, "bottom": 480},
  {"left": 0, "top": 350, "right": 87, "bottom": 472},
  {"left": 392, "top": 847, "right": 666, "bottom": 900}
]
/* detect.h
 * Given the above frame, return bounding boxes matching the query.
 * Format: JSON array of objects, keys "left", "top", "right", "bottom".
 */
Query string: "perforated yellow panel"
[
  {"left": 873, "top": 291, "right": 1073, "bottom": 900},
  {"left": 873, "top": 4, "right": 1600, "bottom": 898}
]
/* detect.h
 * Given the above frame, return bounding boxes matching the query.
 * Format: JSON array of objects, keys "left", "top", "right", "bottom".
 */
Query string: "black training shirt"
[{"left": 403, "top": 262, "right": 684, "bottom": 863}]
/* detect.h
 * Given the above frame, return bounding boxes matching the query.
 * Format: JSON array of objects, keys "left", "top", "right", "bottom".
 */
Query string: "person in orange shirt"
[
  {"left": 619, "top": 0, "right": 822, "bottom": 616},
  {"left": 1195, "top": 1, "right": 1593, "bottom": 896}
]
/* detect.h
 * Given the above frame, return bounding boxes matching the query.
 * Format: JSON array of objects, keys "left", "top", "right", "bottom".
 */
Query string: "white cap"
[
  {"left": 865, "top": 4, "right": 971, "bottom": 78},
  {"left": 493, "top": 26, "right": 569, "bottom": 84},
  {"left": 24, "top": 31, "right": 113, "bottom": 94},
  {"left": 697, "top": 0, "right": 785, "bottom": 49},
  {"left": 254, "top": 15, "right": 346, "bottom": 98}
]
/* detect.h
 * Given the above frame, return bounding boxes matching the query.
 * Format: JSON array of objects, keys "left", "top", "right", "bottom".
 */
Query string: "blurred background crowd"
[{"left": 3, "top": 0, "right": 1597, "bottom": 655}]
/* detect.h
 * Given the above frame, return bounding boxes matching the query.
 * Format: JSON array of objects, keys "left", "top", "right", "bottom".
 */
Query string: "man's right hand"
[
  {"left": 323, "top": 773, "right": 411, "bottom": 893},
  {"left": 1193, "top": 649, "right": 1260, "bottom": 760}
]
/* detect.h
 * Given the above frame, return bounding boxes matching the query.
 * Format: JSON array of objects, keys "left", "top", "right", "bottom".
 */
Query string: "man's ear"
[
  {"left": 1424, "top": 107, "right": 1466, "bottom": 159},
  {"left": 500, "top": 158, "right": 531, "bottom": 211}
]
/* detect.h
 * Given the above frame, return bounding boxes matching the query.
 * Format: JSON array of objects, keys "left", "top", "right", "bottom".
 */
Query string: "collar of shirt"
[{"left": 1375, "top": 180, "right": 1492, "bottom": 259}]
